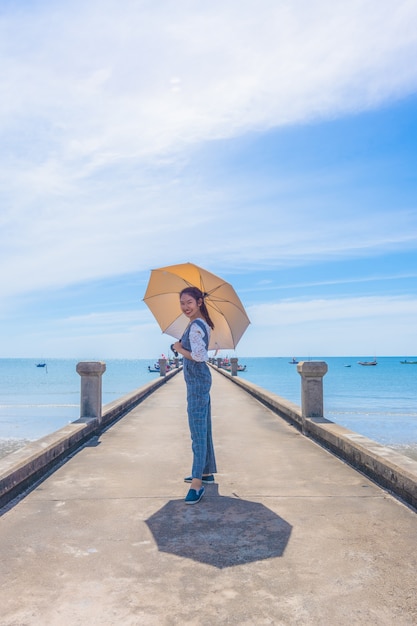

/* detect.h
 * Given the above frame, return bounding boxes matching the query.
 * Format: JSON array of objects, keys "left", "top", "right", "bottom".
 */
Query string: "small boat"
[
  {"left": 148, "top": 356, "right": 176, "bottom": 373},
  {"left": 344, "top": 364, "right": 352, "bottom": 367},
  {"left": 400, "top": 360, "right": 417, "bottom": 364},
  {"left": 36, "top": 363, "right": 47, "bottom": 367},
  {"left": 217, "top": 357, "right": 246, "bottom": 372},
  {"left": 221, "top": 363, "right": 247, "bottom": 372},
  {"left": 358, "top": 360, "right": 377, "bottom": 366},
  {"left": 289, "top": 357, "right": 299, "bottom": 364},
  {"left": 148, "top": 363, "right": 173, "bottom": 372}
]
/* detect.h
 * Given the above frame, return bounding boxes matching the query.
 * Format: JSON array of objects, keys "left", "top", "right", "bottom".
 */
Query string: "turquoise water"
[
  {"left": 0, "top": 357, "right": 416, "bottom": 454},
  {"left": 237, "top": 356, "right": 417, "bottom": 448},
  {"left": 0, "top": 358, "right": 160, "bottom": 443}
]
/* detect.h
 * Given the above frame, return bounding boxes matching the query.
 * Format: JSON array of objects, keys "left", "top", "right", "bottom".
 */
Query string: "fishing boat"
[
  {"left": 400, "top": 359, "right": 417, "bottom": 364},
  {"left": 221, "top": 363, "right": 247, "bottom": 372},
  {"left": 218, "top": 357, "right": 246, "bottom": 372},
  {"left": 148, "top": 353, "right": 180, "bottom": 372},
  {"left": 148, "top": 362, "right": 174, "bottom": 373},
  {"left": 36, "top": 363, "right": 47, "bottom": 368},
  {"left": 288, "top": 357, "right": 299, "bottom": 364},
  {"left": 358, "top": 360, "right": 377, "bottom": 366}
]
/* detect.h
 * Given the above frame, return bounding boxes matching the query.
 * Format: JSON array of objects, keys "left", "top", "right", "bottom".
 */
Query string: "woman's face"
[{"left": 180, "top": 293, "right": 201, "bottom": 320}]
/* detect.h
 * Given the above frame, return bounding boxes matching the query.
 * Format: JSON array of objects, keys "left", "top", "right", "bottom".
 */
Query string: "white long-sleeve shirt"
[{"left": 189, "top": 319, "right": 211, "bottom": 362}]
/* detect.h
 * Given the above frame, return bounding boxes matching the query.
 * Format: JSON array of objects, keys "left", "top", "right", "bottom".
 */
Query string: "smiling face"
[{"left": 180, "top": 292, "right": 202, "bottom": 321}]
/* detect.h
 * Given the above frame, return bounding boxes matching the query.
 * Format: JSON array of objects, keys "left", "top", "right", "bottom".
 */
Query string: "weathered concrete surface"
[
  {"left": 0, "top": 371, "right": 416, "bottom": 625},
  {"left": 214, "top": 365, "right": 417, "bottom": 509},
  {"left": 0, "top": 369, "right": 181, "bottom": 509}
]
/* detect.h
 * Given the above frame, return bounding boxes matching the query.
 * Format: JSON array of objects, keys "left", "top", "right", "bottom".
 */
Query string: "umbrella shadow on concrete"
[{"left": 145, "top": 485, "right": 292, "bottom": 569}]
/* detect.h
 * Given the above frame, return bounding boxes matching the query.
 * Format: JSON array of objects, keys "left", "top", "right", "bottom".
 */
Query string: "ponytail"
[
  {"left": 200, "top": 298, "right": 215, "bottom": 330},
  {"left": 180, "top": 287, "right": 215, "bottom": 330}
]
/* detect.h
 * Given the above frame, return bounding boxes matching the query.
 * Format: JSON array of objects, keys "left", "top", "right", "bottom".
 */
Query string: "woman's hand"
[{"left": 173, "top": 341, "right": 193, "bottom": 361}]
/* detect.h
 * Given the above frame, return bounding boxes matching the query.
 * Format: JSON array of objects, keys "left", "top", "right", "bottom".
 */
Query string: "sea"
[{"left": 0, "top": 357, "right": 416, "bottom": 461}]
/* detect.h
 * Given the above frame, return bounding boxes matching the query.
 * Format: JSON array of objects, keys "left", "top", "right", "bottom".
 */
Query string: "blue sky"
[{"left": 1, "top": 1, "right": 417, "bottom": 359}]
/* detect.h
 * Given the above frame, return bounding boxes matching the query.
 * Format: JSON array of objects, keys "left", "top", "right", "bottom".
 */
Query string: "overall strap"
[{"left": 191, "top": 319, "right": 209, "bottom": 349}]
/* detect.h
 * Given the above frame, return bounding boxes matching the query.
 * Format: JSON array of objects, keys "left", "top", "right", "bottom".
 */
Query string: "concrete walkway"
[{"left": 0, "top": 370, "right": 416, "bottom": 625}]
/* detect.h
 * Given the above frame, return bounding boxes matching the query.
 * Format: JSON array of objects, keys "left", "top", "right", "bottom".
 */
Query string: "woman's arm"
[
  {"left": 172, "top": 323, "right": 208, "bottom": 362},
  {"left": 188, "top": 324, "right": 208, "bottom": 361}
]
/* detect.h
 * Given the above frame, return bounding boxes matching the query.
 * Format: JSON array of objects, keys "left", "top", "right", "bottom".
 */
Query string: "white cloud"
[
  {"left": 236, "top": 294, "right": 417, "bottom": 356},
  {"left": 0, "top": 305, "right": 175, "bottom": 359},
  {"left": 3, "top": 1, "right": 417, "bottom": 160},
  {"left": 248, "top": 295, "right": 417, "bottom": 325},
  {"left": 3, "top": 293, "right": 415, "bottom": 359},
  {"left": 1, "top": 0, "right": 417, "bottom": 302}
]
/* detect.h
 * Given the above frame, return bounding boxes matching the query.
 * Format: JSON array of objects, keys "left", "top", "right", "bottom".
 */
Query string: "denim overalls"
[{"left": 181, "top": 319, "right": 217, "bottom": 479}]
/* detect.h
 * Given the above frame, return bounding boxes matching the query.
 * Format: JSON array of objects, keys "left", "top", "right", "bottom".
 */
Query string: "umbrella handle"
[{"left": 170, "top": 344, "right": 179, "bottom": 357}]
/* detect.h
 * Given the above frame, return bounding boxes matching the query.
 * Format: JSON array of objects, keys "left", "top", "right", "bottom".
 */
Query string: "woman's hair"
[{"left": 180, "top": 287, "right": 215, "bottom": 329}]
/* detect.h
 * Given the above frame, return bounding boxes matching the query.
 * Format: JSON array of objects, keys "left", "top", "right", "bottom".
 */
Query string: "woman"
[{"left": 172, "top": 287, "right": 217, "bottom": 504}]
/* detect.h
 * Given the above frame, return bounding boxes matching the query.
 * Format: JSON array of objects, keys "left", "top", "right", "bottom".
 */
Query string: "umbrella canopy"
[{"left": 143, "top": 263, "right": 250, "bottom": 350}]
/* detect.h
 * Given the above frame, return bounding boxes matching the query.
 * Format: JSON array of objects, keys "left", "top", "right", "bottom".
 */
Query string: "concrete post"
[
  {"left": 158, "top": 358, "right": 167, "bottom": 377},
  {"left": 216, "top": 357, "right": 222, "bottom": 368},
  {"left": 174, "top": 358, "right": 179, "bottom": 368},
  {"left": 230, "top": 357, "right": 238, "bottom": 376},
  {"left": 297, "top": 361, "right": 328, "bottom": 434},
  {"left": 76, "top": 361, "right": 106, "bottom": 423}
]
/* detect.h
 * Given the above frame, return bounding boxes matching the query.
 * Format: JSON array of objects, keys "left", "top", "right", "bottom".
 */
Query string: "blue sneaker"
[
  {"left": 184, "top": 475, "right": 215, "bottom": 484},
  {"left": 185, "top": 486, "right": 205, "bottom": 505}
]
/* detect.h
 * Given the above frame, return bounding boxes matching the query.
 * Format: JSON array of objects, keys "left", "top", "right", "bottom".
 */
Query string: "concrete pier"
[
  {"left": 76, "top": 361, "right": 106, "bottom": 422},
  {"left": 297, "top": 360, "right": 328, "bottom": 416},
  {"left": 158, "top": 357, "right": 167, "bottom": 376},
  {"left": 230, "top": 356, "right": 238, "bottom": 376},
  {"left": 0, "top": 371, "right": 417, "bottom": 625}
]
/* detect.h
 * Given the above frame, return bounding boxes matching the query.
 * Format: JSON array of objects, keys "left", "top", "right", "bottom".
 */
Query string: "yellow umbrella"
[{"left": 143, "top": 262, "right": 250, "bottom": 350}]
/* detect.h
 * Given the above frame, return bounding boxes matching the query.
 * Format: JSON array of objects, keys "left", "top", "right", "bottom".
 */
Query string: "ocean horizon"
[{"left": 1, "top": 356, "right": 416, "bottom": 462}]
